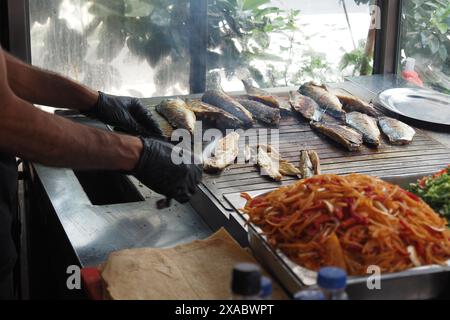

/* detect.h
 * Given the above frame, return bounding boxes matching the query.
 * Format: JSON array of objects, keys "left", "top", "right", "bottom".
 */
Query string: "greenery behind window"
[{"left": 29, "top": 0, "right": 374, "bottom": 97}]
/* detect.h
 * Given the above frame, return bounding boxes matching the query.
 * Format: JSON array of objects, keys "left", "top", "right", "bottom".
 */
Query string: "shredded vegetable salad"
[{"left": 242, "top": 174, "right": 450, "bottom": 276}]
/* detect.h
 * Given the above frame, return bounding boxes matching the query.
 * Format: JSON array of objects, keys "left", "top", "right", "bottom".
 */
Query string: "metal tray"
[
  {"left": 224, "top": 173, "right": 450, "bottom": 300},
  {"left": 378, "top": 88, "right": 450, "bottom": 126}
]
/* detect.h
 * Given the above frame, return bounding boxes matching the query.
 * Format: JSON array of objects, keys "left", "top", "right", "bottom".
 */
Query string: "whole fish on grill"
[
  {"left": 336, "top": 93, "right": 379, "bottom": 117},
  {"left": 299, "top": 82, "right": 346, "bottom": 121},
  {"left": 345, "top": 112, "right": 381, "bottom": 147},
  {"left": 203, "top": 132, "right": 240, "bottom": 173},
  {"left": 156, "top": 98, "right": 196, "bottom": 134},
  {"left": 242, "top": 79, "right": 291, "bottom": 113},
  {"left": 378, "top": 117, "right": 416, "bottom": 145},
  {"left": 140, "top": 102, "right": 175, "bottom": 139},
  {"left": 310, "top": 121, "right": 363, "bottom": 151},
  {"left": 236, "top": 98, "right": 281, "bottom": 126},
  {"left": 202, "top": 90, "right": 254, "bottom": 128},
  {"left": 186, "top": 100, "right": 243, "bottom": 130},
  {"left": 289, "top": 91, "right": 321, "bottom": 121},
  {"left": 289, "top": 91, "right": 342, "bottom": 124}
]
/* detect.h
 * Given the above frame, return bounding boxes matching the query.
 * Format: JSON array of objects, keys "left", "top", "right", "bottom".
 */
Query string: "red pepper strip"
[
  {"left": 373, "top": 195, "right": 386, "bottom": 202},
  {"left": 404, "top": 191, "right": 420, "bottom": 201},
  {"left": 335, "top": 208, "right": 344, "bottom": 220},
  {"left": 399, "top": 218, "right": 412, "bottom": 232},
  {"left": 240, "top": 192, "right": 252, "bottom": 201},
  {"left": 341, "top": 218, "right": 357, "bottom": 228},
  {"left": 313, "top": 215, "right": 330, "bottom": 229},
  {"left": 249, "top": 197, "right": 264, "bottom": 207}
]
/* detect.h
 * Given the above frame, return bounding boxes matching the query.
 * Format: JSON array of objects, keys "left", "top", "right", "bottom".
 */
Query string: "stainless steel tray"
[
  {"left": 378, "top": 88, "right": 450, "bottom": 126},
  {"left": 224, "top": 173, "right": 450, "bottom": 300}
]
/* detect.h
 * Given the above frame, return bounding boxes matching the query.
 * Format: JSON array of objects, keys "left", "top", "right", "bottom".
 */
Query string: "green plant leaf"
[{"left": 242, "top": 0, "right": 270, "bottom": 11}]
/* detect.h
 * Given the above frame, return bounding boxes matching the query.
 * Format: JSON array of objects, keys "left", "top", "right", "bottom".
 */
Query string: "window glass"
[
  {"left": 29, "top": 0, "right": 191, "bottom": 97},
  {"left": 398, "top": 0, "right": 450, "bottom": 94},
  {"left": 29, "top": 0, "right": 375, "bottom": 97},
  {"left": 208, "top": 0, "right": 376, "bottom": 91}
]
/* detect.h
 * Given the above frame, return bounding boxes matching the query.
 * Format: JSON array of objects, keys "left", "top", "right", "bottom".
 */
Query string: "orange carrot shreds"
[{"left": 241, "top": 174, "right": 450, "bottom": 276}]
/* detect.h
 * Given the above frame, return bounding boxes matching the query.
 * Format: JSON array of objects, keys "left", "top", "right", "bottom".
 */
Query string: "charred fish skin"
[
  {"left": 203, "top": 132, "right": 240, "bottom": 173},
  {"left": 311, "top": 121, "right": 363, "bottom": 151},
  {"left": 156, "top": 98, "right": 196, "bottom": 134},
  {"left": 289, "top": 91, "right": 322, "bottom": 121},
  {"left": 378, "top": 117, "right": 416, "bottom": 145},
  {"left": 202, "top": 90, "right": 254, "bottom": 128},
  {"left": 242, "top": 79, "right": 292, "bottom": 113},
  {"left": 242, "top": 79, "right": 279, "bottom": 108},
  {"left": 236, "top": 99, "right": 281, "bottom": 126},
  {"left": 186, "top": 100, "right": 243, "bottom": 130},
  {"left": 299, "top": 82, "right": 346, "bottom": 121},
  {"left": 346, "top": 112, "right": 381, "bottom": 147},
  {"left": 337, "top": 94, "right": 379, "bottom": 117}
]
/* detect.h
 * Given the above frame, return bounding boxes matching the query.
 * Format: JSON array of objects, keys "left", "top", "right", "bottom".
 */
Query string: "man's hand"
[
  {"left": 132, "top": 138, "right": 202, "bottom": 204},
  {"left": 86, "top": 92, "right": 163, "bottom": 136}
]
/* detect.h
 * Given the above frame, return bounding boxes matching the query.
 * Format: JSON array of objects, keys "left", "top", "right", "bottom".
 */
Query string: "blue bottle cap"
[
  {"left": 317, "top": 267, "right": 347, "bottom": 290},
  {"left": 294, "top": 290, "right": 325, "bottom": 300},
  {"left": 260, "top": 276, "right": 273, "bottom": 298}
]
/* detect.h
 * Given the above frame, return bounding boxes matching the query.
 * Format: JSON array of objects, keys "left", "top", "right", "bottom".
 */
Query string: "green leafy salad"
[{"left": 408, "top": 166, "right": 450, "bottom": 222}]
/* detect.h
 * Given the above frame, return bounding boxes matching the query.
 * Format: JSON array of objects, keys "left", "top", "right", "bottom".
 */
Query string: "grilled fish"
[
  {"left": 311, "top": 121, "right": 363, "bottom": 151},
  {"left": 307, "top": 150, "right": 321, "bottom": 175},
  {"left": 255, "top": 145, "right": 283, "bottom": 181},
  {"left": 299, "top": 150, "right": 321, "bottom": 179},
  {"left": 279, "top": 160, "right": 302, "bottom": 178},
  {"left": 236, "top": 98, "right": 281, "bottom": 126},
  {"left": 289, "top": 91, "right": 321, "bottom": 121},
  {"left": 332, "top": 90, "right": 379, "bottom": 117},
  {"left": 186, "top": 100, "right": 243, "bottom": 130},
  {"left": 148, "top": 108, "right": 174, "bottom": 139},
  {"left": 289, "top": 91, "right": 342, "bottom": 124},
  {"left": 203, "top": 132, "right": 240, "bottom": 173},
  {"left": 242, "top": 79, "right": 291, "bottom": 113},
  {"left": 202, "top": 90, "right": 254, "bottom": 128},
  {"left": 156, "top": 98, "right": 196, "bottom": 134},
  {"left": 299, "top": 82, "right": 346, "bottom": 121},
  {"left": 345, "top": 112, "right": 381, "bottom": 147},
  {"left": 378, "top": 117, "right": 416, "bottom": 145},
  {"left": 299, "top": 150, "right": 314, "bottom": 179}
]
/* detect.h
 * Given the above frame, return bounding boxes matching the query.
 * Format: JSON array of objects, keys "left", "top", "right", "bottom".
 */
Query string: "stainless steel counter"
[{"left": 32, "top": 118, "right": 212, "bottom": 268}]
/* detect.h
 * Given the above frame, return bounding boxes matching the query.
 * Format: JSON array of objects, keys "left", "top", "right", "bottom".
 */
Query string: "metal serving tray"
[
  {"left": 378, "top": 88, "right": 450, "bottom": 126},
  {"left": 224, "top": 173, "right": 450, "bottom": 300}
]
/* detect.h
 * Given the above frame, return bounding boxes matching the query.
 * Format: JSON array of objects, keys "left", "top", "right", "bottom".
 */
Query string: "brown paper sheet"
[{"left": 100, "top": 228, "right": 287, "bottom": 300}]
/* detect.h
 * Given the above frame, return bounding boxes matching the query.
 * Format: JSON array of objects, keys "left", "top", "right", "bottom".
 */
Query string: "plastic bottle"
[
  {"left": 317, "top": 267, "right": 349, "bottom": 300},
  {"left": 402, "top": 57, "right": 424, "bottom": 87},
  {"left": 231, "top": 263, "right": 262, "bottom": 300},
  {"left": 259, "top": 276, "right": 273, "bottom": 300},
  {"left": 293, "top": 289, "right": 325, "bottom": 300}
]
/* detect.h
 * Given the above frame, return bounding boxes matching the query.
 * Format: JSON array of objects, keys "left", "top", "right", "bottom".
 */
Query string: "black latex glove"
[
  {"left": 132, "top": 137, "right": 203, "bottom": 204},
  {"left": 85, "top": 92, "right": 162, "bottom": 136}
]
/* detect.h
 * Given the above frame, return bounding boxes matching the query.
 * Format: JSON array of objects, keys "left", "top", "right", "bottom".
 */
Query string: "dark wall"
[{"left": 0, "top": 1, "right": 9, "bottom": 49}]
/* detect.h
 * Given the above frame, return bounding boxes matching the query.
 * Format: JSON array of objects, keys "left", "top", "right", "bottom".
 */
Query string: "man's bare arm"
[
  {"left": 0, "top": 50, "right": 141, "bottom": 171},
  {"left": 4, "top": 51, "right": 98, "bottom": 111},
  {"left": 1, "top": 94, "right": 142, "bottom": 171}
]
